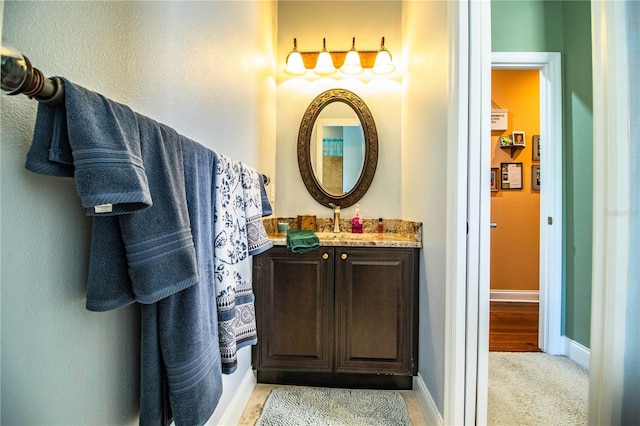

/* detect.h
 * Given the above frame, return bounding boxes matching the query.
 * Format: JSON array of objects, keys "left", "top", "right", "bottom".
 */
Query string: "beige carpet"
[
  {"left": 488, "top": 352, "right": 588, "bottom": 425},
  {"left": 239, "top": 384, "right": 428, "bottom": 425}
]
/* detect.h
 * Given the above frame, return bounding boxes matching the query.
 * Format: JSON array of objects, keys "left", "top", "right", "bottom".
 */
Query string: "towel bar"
[{"left": 1, "top": 43, "right": 65, "bottom": 105}]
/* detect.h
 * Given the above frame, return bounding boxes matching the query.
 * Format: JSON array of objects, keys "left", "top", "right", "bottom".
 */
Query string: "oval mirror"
[{"left": 297, "top": 89, "right": 378, "bottom": 208}]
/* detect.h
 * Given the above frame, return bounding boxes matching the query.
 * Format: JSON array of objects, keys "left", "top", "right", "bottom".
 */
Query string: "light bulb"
[
  {"left": 340, "top": 37, "right": 363, "bottom": 75},
  {"left": 284, "top": 38, "right": 306, "bottom": 76},
  {"left": 372, "top": 37, "right": 395, "bottom": 75},
  {"left": 313, "top": 38, "right": 336, "bottom": 76}
]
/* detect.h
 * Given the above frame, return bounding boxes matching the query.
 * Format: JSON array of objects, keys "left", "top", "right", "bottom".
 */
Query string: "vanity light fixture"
[
  {"left": 283, "top": 37, "right": 395, "bottom": 77},
  {"left": 339, "top": 37, "right": 363, "bottom": 75},
  {"left": 284, "top": 38, "right": 306, "bottom": 76},
  {"left": 372, "top": 37, "right": 395, "bottom": 75},
  {"left": 313, "top": 38, "right": 336, "bottom": 76}
]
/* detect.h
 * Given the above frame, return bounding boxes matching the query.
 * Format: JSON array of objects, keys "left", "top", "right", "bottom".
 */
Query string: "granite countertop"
[{"left": 263, "top": 217, "right": 422, "bottom": 248}]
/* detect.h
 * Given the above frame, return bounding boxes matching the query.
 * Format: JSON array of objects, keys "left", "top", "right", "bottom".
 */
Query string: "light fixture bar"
[
  {"left": 284, "top": 37, "right": 394, "bottom": 76},
  {"left": 298, "top": 51, "right": 378, "bottom": 69}
]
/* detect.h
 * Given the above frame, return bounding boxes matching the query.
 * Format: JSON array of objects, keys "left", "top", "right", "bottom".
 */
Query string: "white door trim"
[
  {"left": 445, "top": 1, "right": 491, "bottom": 424},
  {"left": 491, "top": 52, "right": 564, "bottom": 355},
  {"left": 589, "top": 1, "right": 630, "bottom": 424},
  {"left": 444, "top": 1, "right": 470, "bottom": 424}
]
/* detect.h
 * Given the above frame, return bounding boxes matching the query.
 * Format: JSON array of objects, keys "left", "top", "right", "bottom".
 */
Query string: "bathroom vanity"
[{"left": 252, "top": 225, "right": 421, "bottom": 389}]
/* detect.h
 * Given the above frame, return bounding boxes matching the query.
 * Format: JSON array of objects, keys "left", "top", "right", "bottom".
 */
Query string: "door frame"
[{"left": 491, "top": 52, "right": 564, "bottom": 355}]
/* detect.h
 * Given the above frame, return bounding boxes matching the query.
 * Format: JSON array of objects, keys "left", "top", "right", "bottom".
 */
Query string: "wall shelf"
[{"left": 500, "top": 144, "right": 525, "bottom": 157}]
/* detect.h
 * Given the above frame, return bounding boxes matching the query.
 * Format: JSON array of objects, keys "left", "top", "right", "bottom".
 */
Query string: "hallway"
[{"left": 489, "top": 301, "right": 540, "bottom": 352}]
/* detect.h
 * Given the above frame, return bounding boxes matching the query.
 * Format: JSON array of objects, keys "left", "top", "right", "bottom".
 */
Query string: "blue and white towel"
[
  {"left": 214, "top": 154, "right": 272, "bottom": 373},
  {"left": 242, "top": 163, "right": 272, "bottom": 256}
]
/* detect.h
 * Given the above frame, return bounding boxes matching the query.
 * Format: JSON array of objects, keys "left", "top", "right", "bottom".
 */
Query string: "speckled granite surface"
[{"left": 262, "top": 217, "right": 422, "bottom": 248}]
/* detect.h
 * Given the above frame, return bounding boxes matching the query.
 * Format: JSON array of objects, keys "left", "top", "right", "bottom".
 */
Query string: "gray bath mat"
[{"left": 256, "top": 386, "right": 411, "bottom": 426}]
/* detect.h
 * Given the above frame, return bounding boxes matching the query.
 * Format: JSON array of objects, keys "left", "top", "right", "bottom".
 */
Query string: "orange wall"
[{"left": 490, "top": 70, "right": 540, "bottom": 291}]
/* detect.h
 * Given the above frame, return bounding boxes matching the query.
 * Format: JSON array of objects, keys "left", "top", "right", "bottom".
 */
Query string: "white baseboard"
[
  {"left": 413, "top": 373, "right": 443, "bottom": 425},
  {"left": 217, "top": 368, "right": 257, "bottom": 426},
  {"left": 563, "top": 336, "right": 590, "bottom": 369},
  {"left": 490, "top": 289, "right": 539, "bottom": 303}
]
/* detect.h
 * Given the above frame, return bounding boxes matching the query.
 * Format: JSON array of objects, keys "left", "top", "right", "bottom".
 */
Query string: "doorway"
[
  {"left": 491, "top": 53, "right": 563, "bottom": 355},
  {"left": 489, "top": 68, "right": 543, "bottom": 352}
]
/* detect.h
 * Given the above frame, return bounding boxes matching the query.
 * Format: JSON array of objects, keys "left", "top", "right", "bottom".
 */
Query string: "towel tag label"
[{"left": 94, "top": 204, "right": 113, "bottom": 214}]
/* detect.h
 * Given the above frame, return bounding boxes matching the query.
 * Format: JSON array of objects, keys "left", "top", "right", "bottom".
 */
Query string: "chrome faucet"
[{"left": 329, "top": 203, "right": 340, "bottom": 233}]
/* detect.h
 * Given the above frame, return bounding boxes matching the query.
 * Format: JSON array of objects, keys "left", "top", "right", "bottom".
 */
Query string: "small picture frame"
[
  {"left": 532, "top": 165, "right": 541, "bottom": 190},
  {"left": 491, "top": 168, "right": 499, "bottom": 192},
  {"left": 512, "top": 131, "right": 526, "bottom": 147},
  {"left": 532, "top": 135, "right": 540, "bottom": 160},
  {"left": 491, "top": 109, "right": 509, "bottom": 131},
  {"left": 501, "top": 162, "right": 523, "bottom": 190}
]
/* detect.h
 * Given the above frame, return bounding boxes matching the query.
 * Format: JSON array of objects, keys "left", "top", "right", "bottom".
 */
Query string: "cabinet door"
[
  {"left": 335, "top": 248, "right": 417, "bottom": 375},
  {"left": 254, "top": 246, "right": 334, "bottom": 372}
]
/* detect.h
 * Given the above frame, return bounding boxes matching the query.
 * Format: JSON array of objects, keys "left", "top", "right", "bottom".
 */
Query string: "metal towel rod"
[
  {"left": 1, "top": 44, "right": 270, "bottom": 185},
  {"left": 1, "top": 43, "right": 65, "bottom": 105}
]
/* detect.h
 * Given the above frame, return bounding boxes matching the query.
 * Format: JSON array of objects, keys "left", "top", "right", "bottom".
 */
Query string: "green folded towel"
[{"left": 286, "top": 230, "right": 320, "bottom": 253}]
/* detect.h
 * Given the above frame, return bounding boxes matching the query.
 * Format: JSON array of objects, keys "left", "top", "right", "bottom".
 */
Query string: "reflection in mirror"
[
  {"left": 310, "top": 104, "right": 365, "bottom": 195},
  {"left": 297, "top": 89, "right": 378, "bottom": 209}
]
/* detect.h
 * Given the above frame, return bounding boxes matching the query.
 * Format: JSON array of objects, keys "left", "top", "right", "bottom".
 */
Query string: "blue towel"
[
  {"left": 26, "top": 79, "right": 199, "bottom": 308},
  {"left": 85, "top": 110, "right": 199, "bottom": 308},
  {"left": 140, "top": 138, "right": 223, "bottom": 426},
  {"left": 27, "top": 77, "right": 152, "bottom": 214},
  {"left": 26, "top": 99, "right": 74, "bottom": 177}
]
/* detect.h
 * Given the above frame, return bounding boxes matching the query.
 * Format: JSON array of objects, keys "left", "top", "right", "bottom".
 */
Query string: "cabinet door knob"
[
  {"left": 341, "top": 253, "right": 348, "bottom": 260},
  {"left": 322, "top": 253, "right": 329, "bottom": 260}
]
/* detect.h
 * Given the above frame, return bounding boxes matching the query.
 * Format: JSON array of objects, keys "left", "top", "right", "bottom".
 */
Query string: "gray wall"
[
  {"left": 1, "top": 2, "right": 277, "bottom": 424},
  {"left": 491, "top": 0, "right": 593, "bottom": 347},
  {"left": 402, "top": 0, "right": 450, "bottom": 413}
]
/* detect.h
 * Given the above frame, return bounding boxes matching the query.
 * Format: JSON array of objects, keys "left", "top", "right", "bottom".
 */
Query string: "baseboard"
[
  {"left": 563, "top": 336, "right": 590, "bottom": 369},
  {"left": 217, "top": 368, "right": 257, "bottom": 425},
  {"left": 490, "top": 289, "right": 539, "bottom": 303},
  {"left": 414, "top": 373, "right": 444, "bottom": 425}
]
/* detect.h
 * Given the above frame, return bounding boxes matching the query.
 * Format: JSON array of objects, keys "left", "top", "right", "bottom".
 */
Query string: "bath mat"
[{"left": 256, "top": 386, "right": 411, "bottom": 426}]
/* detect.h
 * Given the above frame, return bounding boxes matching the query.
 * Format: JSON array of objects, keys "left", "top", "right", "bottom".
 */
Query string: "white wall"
[
  {"left": 402, "top": 0, "right": 450, "bottom": 414},
  {"left": 0, "top": 1, "right": 277, "bottom": 424},
  {"left": 276, "top": 1, "right": 403, "bottom": 221}
]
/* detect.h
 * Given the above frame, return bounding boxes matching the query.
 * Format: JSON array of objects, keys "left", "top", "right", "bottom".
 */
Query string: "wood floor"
[{"left": 489, "top": 301, "right": 541, "bottom": 352}]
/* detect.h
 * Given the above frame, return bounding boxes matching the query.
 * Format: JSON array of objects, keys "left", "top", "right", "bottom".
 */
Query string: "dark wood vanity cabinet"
[{"left": 252, "top": 245, "right": 419, "bottom": 389}]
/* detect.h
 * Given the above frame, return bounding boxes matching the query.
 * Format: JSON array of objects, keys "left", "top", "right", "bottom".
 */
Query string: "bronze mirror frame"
[{"left": 297, "top": 89, "right": 378, "bottom": 209}]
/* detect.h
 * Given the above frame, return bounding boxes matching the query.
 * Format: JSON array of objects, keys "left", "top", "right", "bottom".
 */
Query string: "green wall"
[{"left": 492, "top": 0, "right": 593, "bottom": 348}]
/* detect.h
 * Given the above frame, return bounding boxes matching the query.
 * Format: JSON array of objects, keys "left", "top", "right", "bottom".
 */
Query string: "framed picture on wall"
[
  {"left": 512, "top": 131, "right": 526, "bottom": 147},
  {"left": 491, "top": 168, "right": 499, "bottom": 192},
  {"left": 532, "top": 135, "right": 540, "bottom": 160},
  {"left": 532, "top": 164, "right": 541, "bottom": 190},
  {"left": 501, "top": 162, "right": 523, "bottom": 190}
]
